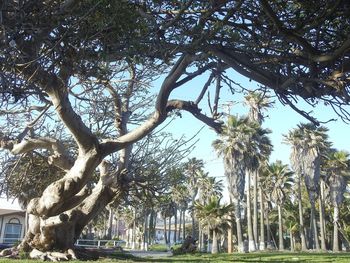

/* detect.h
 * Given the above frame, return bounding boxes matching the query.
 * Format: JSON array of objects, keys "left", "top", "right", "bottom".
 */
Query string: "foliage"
[{"left": 0, "top": 153, "right": 64, "bottom": 206}]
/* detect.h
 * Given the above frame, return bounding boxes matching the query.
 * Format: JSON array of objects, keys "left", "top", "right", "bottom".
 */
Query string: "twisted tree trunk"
[{"left": 19, "top": 172, "right": 126, "bottom": 259}]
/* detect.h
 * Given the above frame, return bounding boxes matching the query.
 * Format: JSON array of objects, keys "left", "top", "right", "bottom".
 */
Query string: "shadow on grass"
[
  {"left": 109, "top": 252, "right": 232, "bottom": 262},
  {"left": 106, "top": 251, "right": 350, "bottom": 263}
]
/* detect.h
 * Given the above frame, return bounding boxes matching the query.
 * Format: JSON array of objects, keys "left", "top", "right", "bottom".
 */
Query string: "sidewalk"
[{"left": 125, "top": 249, "right": 173, "bottom": 258}]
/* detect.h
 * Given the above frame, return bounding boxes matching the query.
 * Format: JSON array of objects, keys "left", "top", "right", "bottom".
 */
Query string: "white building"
[{"left": 0, "top": 198, "right": 26, "bottom": 245}]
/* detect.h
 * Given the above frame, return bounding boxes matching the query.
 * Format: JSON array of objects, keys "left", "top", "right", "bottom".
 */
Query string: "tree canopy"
[{"left": 1, "top": 0, "right": 350, "bottom": 124}]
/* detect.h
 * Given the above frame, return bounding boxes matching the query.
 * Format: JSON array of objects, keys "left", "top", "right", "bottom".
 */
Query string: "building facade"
[{"left": 0, "top": 198, "right": 26, "bottom": 245}]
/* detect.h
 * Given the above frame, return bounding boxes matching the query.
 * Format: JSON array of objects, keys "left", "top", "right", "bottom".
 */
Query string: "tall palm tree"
[
  {"left": 244, "top": 123, "right": 272, "bottom": 252},
  {"left": 194, "top": 196, "right": 233, "bottom": 254},
  {"left": 197, "top": 173, "right": 223, "bottom": 251},
  {"left": 284, "top": 128, "right": 308, "bottom": 251},
  {"left": 244, "top": 91, "right": 273, "bottom": 249},
  {"left": 300, "top": 123, "right": 329, "bottom": 250},
  {"left": 267, "top": 160, "right": 294, "bottom": 251},
  {"left": 184, "top": 158, "right": 204, "bottom": 238},
  {"left": 325, "top": 150, "right": 349, "bottom": 252},
  {"left": 213, "top": 115, "right": 250, "bottom": 252},
  {"left": 171, "top": 184, "right": 190, "bottom": 242},
  {"left": 213, "top": 115, "right": 272, "bottom": 252},
  {"left": 283, "top": 201, "right": 300, "bottom": 251},
  {"left": 259, "top": 164, "right": 275, "bottom": 249},
  {"left": 284, "top": 123, "right": 330, "bottom": 250}
]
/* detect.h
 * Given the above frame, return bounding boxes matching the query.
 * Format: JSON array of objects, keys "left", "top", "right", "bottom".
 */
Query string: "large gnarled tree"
[{"left": 0, "top": 0, "right": 350, "bottom": 259}]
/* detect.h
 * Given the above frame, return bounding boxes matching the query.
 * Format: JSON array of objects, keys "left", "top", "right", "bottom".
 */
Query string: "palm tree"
[
  {"left": 325, "top": 150, "right": 349, "bottom": 252},
  {"left": 283, "top": 201, "right": 300, "bottom": 251},
  {"left": 197, "top": 173, "right": 223, "bottom": 251},
  {"left": 267, "top": 160, "right": 294, "bottom": 251},
  {"left": 284, "top": 123, "right": 330, "bottom": 250},
  {"left": 213, "top": 115, "right": 252, "bottom": 252},
  {"left": 171, "top": 184, "right": 190, "bottom": 242},
  {"left": 198, "top": 174, "right": 223, "bottom": 203},
  {"left": 213, "top": 115, "right": 248, "bottom": 252},
  {"left": 244, "top": 124, "right": 272, "bottom": 252},
  {"left": 284, "top": 128, "right": 308, "bottom": 251},
  {"left": 213, "top": 115, "right": 272, "bottom": 252},
  {"left": 244, "top": 91, "right": 273, "bottom": 249},
  {"left": 244, "top": 91, "right": 273, "bottom": 125},
  {"left": 184, "top": 158, "right": 204, "bottom": 238},
  {"left": 300, "top": 123, "right": 329, "bottom": 250},
  {"left": 257, "top": 160, "right": 271, "bottom": 250},
  {"left": 194, "top": 196, "right": 233, "bottom": 254}
]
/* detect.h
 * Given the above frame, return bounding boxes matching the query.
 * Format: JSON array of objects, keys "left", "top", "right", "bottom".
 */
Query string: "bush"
[
  {"left": 294, "top": 242, "right": 302, "bottom": 252},
  {"left": 149, "top": 244, "right": 168, "bottom": 252}
]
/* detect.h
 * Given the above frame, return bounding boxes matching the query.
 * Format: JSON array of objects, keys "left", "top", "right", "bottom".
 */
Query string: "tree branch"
[
  {"left": 166, "top": 100, "right": 223, "bottom": 133},
  {"left": 0, "top": 136, "right": 73, "bottom": 171},
  {"left": 100, "top": 54, "right": 194, "bottom": 156}
]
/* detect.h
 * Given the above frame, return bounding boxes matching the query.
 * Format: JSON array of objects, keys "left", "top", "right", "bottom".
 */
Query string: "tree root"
[{"left": 0, "top": 247, "right": 83, "bottom": 261}]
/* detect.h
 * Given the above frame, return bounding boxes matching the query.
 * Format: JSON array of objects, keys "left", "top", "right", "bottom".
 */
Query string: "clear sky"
[{"left": 154, "top": 69, "right": 350, "bottom": 190}]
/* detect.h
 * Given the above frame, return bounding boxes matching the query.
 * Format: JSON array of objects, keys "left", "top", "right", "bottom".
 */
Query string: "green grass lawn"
[{"left": 1, "top": 252, "right": 350, "bottom": 263}]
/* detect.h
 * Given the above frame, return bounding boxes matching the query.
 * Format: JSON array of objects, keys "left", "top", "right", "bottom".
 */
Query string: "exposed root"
[
  {"left": 0, "top": 247, "right": 18, "bottom": 258},
  {"left": 0, "top": 247, "right": 86, "bottom": 261}
]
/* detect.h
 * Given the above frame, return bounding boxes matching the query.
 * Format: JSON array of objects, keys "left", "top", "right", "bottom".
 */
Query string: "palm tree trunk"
[
  {"left": 198, "top": 223, "right": 202, "bottom": 252},
  {"left": 310, "top": 200, "right": 320, "bottom": 250},
  {"left": 164, "top": 217, "right": 168, "bottom": 245},
  {"left": 207, "top": 226, "right": 211, "bottom": 253},
  {"left": 148, "top": 211, "right": 154, "bottom": 244},
  {"left": 143, "top": 213, "right": 149, "bottom": 251},
  {"left": 200, "top": 228, "right": 205, "bottom": 252},
  {"left": 174, "top": 208, "right": 177, "bottom": 244},
  {"left": 297, "top": 176, "right": 308, "bottom": 251},
  {"left": 115, "top": 218, "right": 120, "bottom": 239},
  {"left": 259, "top": 187, "right": 265, "bottom": 250},
  {"left": 247, "top": 173, "right": 256, "bottom": 251},
  {"left": 319, "top": 180, "right": 327, "bottom": 251},
  {"left": 234, "top": 198, "right": 244, "bottom": 252},
  {"left": 212, "top": 229, "right": 218, "bottom": 254},
  {"left": 278, "top": 204, "right": 284, "bottom": 251},
  {"left": 178, "top": 209, "right": 182, "bottom": 241},
  {"left": 253, "top": 171, "right": 258, "bottom": 249},
  {"left": 168, "top": 216, "right": 172, "bottom": 245},
  {"left": 290, "top": 227, "right": 294, "bottom": 252},
  {"left": 333, "top": 205, "right": 340, "bottom": 252},
  {"left": 126, "top": 226, "right": 129, "bottom": 248},
  {"left": 266, "top": 211, "right": 272, "bottom": 249},
  {"left": 191, "top": 195, "right": 196, "bottom": 238},
  {"left": 227, "top": 212, "right": 234, "bottom": 253},
  {"left": 182, "top": 209, "right": 186, "bottom": 239},
  {"left": 132, "top": 210, "right": 136, "bottom": 249}
]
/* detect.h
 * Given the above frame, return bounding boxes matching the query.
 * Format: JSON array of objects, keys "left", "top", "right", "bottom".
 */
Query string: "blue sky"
[{"left": 154, "top": 69, "right": 350, "bottom": 184}]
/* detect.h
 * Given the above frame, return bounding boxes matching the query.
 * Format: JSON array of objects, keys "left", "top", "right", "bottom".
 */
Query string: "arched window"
[{"left": 4, "top": 217, "right": 22, "bottom": 244}]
